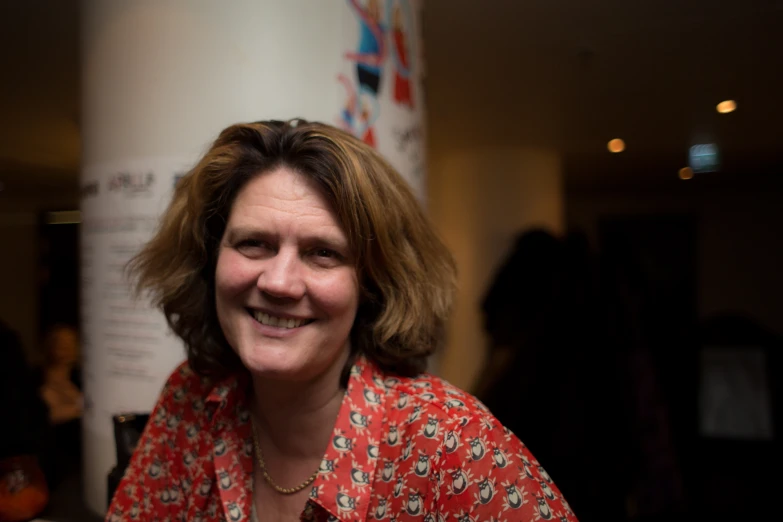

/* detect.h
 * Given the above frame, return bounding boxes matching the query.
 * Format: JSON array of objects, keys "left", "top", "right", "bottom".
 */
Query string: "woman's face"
[{"left": 215, "top": 167, "right": 360, "bottom": 382}]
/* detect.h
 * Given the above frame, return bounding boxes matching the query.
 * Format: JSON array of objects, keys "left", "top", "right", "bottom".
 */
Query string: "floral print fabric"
[{"left": 107, "top": 357, "right": 578, "bottom": 521}]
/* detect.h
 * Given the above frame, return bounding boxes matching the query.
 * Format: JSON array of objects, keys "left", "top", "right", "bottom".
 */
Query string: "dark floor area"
[{"left": 35, "top": 469, "right": 102, "bottom": 522}]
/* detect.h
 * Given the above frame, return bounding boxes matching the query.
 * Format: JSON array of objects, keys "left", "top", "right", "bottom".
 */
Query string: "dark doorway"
[
  {"left": 38, "top": 211, "right": 80, "bottom": 334},
  {"left": 599, "top": 214, "right": 700, "bottom": 514}
]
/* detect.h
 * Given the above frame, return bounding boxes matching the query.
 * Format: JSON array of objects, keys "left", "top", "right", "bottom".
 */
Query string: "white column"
[{"left": 80, "top": 0, "right": 425, "bottom": 513}]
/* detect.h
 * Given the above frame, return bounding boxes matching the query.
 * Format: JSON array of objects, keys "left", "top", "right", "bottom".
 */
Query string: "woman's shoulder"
[
  {"left": 161, "top": 359, "right": 215, "bottom": 392},
  {"left": 381, "top": 371, "right": 498, "bottom": 429},
  {"left": 376, "top": 371, "right": 536, "bottom": 477},
  {"left": 139, "top": 360, "right": 238, "bottom": 449},
  {"left": 152, "top": 360, "right": 223, "bottom": 417}
]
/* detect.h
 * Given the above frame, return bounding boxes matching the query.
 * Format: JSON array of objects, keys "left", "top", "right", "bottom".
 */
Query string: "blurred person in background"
[
  {"left": 0, "top": 320, "right": 49, "bottom": 521},
  {"left": 39, "top": 324, "right": 83, "bottom": 426},
  {"left": 38, "top": 323, "right": 83, "bottom": 488},
  {"left": 40, "top": 324, "right": 83, "bottom": 426}
]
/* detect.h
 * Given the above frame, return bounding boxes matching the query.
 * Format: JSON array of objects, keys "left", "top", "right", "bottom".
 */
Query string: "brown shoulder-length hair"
[{"left": 127, "top": 119, "right": 456, "bottom": 380}]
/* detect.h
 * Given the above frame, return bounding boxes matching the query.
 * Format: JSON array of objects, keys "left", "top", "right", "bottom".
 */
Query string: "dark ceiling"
[
  {"left": 1, "top": 0, "right": 781, "bottom": 193},
  {"left": 0, "top": 0, "right": 80, "bottom": 195},
  {"left": 423, "top": 0, "right": 783, "bottom": 184}
]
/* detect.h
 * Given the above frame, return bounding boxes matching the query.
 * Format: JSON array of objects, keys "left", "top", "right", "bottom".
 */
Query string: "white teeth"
[{"left": 253, "top": 311, "right": 306, "bottom": 329}]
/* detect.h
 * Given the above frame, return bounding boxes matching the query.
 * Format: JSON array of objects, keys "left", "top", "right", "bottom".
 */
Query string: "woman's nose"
[{"left": 256, "top": 249, "right": 306, "bottom": 300}]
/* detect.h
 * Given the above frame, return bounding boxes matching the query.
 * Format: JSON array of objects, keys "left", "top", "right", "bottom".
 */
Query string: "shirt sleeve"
[
  {"left": 105, "top": 367, "right": 185, "bottom": 522},
  {"left": 437, "top": 412, "right": 579, "bottom": 521}
]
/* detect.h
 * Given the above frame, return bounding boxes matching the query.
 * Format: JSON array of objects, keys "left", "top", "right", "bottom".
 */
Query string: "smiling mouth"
[{"left": 248, "top": 309, "right": 314, "bottom": 329}]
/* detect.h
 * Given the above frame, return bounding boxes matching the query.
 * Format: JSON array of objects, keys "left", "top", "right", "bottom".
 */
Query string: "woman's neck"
[{"left": 250, "top": 349, "right": 349, "bottom": 460}]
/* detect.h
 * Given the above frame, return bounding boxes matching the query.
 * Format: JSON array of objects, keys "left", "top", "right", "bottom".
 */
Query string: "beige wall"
[
  {"left": 420, "top": 1, "right": 570, "bottom": 391},
  {"left": 427, "top": 148, "right": 564, "bottom": 391}
]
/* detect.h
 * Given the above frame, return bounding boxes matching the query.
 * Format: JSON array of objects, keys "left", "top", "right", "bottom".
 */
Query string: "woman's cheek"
[{"left": 216, "top": 250, "right": 258, "bottom": 293}]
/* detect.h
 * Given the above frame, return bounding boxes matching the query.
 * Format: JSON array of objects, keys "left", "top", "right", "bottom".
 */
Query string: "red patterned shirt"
[{"left": 107, "top": 357, "right": 578, "bottom": 521}]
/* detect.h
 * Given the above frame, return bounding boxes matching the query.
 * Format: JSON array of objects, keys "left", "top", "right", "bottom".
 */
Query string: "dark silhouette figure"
[
  {"left": 0, "top": 320, "right": 50, "bottom": 468},
  {"left": 0, "top": 320, "right": 50, "bottom": 520},
  {"left": 36, "top": 324, "right": 83, "bottom": 488},
  {"left": 477, "top": 229, "right": 632, "bottom": 522}
]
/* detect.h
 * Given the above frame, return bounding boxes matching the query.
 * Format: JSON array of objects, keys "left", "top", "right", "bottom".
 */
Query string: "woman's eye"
[
  {"left": 312, "top": 248, "right": 346, "bottom": 265},
  {"left": 236, "top": 239, "right": 268, "bottom": 254}
]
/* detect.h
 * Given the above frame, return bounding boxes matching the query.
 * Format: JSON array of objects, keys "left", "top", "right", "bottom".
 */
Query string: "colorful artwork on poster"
[{"left": 338, "top": 0, "right": 425, "bottom": 198}]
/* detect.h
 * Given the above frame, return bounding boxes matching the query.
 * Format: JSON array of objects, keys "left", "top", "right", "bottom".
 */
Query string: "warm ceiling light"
[
  {"left": 607, "top": 138, "right": 625, "bottom": 153},
  {"left": 679, "top": 167, "right": 694, "bottom": 180},
  {"left": 716, "top": 100, "right": 737, "bottom": 114}
]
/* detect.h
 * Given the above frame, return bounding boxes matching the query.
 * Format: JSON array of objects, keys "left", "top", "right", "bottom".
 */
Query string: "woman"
[{"left": 107, "top": 120, "right": 578, "bottom": 521}]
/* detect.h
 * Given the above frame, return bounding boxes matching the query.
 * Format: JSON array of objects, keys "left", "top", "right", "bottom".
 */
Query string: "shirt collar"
[
  {"left": 308, "top": 355, "right": 387, "bottom": 522},
  {"left": 206, "top": 364, "right": 250, "bottom": 399},
  {"left": 310, "top": 357, "right": 386, "bottom": 522}
]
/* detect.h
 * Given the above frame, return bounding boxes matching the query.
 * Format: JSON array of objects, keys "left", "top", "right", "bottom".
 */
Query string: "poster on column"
[
  {"left": 336, "top": 0, "right": 426, "bottom": 201},
  {"left": 80, "top": 158, "right": 190, "bottom": 500}
]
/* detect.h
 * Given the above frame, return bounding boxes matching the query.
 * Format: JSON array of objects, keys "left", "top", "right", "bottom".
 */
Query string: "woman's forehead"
[{"left": 226, "top": 168, "right": 351, "bottom": 245}]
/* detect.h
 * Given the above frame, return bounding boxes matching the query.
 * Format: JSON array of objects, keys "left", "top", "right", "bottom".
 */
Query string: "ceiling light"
[
  {"left": 679, "top": 167, "right": 694, "bottom": 180},
  {"left": 607, "top": 138, "right": 625, "bottom": 153},
  {"left": 716, "top": 100, "right": 737, "bottom": 114}
]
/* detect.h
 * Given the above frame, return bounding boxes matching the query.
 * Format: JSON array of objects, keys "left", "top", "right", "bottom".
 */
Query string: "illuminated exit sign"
[{"left": 689, "top": 143, "right": 720, "bottom": 173}]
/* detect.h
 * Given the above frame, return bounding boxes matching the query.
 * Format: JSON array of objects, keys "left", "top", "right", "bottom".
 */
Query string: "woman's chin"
[
  {"left": 239, "top": 348, "right": 308, "bottom": 381},
  {"left": 238, "top": 342, "right": 348, "bottom": 384},
  {"left": 242, "top": 356, "right": 289, "bottom": 377}
]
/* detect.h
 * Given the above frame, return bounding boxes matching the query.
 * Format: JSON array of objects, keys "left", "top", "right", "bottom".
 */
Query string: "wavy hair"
[{"left": 127, "top": 119, "right": 456, "bottom": 379}]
